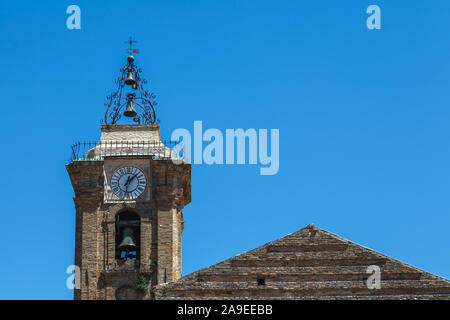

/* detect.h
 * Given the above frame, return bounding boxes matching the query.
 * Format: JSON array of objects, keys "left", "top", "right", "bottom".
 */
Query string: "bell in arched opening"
[
  {"left": 118, "top": 227, "right": 137, "bottom": 252},
  {"left": 116, "top": 211, "right": 141, "bottom": 260}
]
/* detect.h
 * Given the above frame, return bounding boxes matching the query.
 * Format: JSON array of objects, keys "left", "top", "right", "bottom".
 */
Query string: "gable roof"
[{"left": 153, "top": 224, "right": 450, "bottom": 300}]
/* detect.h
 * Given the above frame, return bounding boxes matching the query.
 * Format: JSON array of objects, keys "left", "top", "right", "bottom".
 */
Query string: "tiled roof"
[{"left": 153, "top": 224, "right": 450, "bottom": 300}]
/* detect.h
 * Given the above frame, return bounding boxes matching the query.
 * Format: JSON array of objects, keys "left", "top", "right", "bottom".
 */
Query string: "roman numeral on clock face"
[{"left": 110, "top": 166, "right": 147, "bottom": 200}]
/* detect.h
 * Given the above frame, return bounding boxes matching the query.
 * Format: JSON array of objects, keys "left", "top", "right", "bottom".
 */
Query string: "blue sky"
[{"left": 0, "top": 1, "right": 449, "bottom": 299}]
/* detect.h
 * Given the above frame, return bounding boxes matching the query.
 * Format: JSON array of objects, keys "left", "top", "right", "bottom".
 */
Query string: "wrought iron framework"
[
  {"left": 103, "top": 37, "right": 159, "bottom": 125},
  {"left": 70, "top": 140, "right": 181, "bottom": 163}
]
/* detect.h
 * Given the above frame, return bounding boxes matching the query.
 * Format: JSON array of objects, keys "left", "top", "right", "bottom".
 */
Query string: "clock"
[{"left": 110, "top": 166, "right": 147, "bottom": 200}]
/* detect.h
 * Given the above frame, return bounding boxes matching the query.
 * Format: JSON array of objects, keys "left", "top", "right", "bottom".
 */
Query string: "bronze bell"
[
  {"left": 119, "top": 227, "right": 137, "bottom": 252},
  {"left": 123, "top": 98, "right": 137, "bottom": 118},
  {"left": 124, "top": 70, "right": 136, "bottom": 85}
]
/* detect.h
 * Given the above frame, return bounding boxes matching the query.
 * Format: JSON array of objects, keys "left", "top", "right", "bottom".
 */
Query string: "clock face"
[{"left": 110, "top": 166, "right": 147, "bottom": 200}]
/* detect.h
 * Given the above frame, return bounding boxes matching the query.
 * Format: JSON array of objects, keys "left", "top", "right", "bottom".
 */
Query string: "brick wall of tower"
[
  {"left": 67, "top": 160, "right": 104, "bottom": 300},
  {"left": 67, "top": 156, "right": 190, "bottom": 300},
  {"left": 154, "top": 160, "right": 190, "bottom": 284}
]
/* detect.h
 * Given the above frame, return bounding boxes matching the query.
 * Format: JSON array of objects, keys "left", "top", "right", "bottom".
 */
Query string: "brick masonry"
[
  {"left": 153, "top": 224, "right": 450, "bottom": 300},
  {"left": 66, "top": 124, "right": 191, "bottom": 300}
]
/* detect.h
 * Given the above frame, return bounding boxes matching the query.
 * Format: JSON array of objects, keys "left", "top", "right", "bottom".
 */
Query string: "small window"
[{"left": 257, "top": 277, "right": 265, "bottom": 286}]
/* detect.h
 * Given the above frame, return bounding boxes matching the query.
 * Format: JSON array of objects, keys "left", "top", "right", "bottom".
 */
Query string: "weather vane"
[
  {"left": 124, "top": 36, "right": 139, "bottom": 55},
  {"left": 103, "top": 37, "right": 158, "bottom": 125}
]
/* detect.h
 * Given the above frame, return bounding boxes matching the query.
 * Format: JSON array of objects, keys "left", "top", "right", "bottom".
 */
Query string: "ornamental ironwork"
[
  {"left": 70, "top": 140, "right": 180, "bottom": 162},
  {"left": 103, "top": 37, "right": 159, "bottom": 125}
]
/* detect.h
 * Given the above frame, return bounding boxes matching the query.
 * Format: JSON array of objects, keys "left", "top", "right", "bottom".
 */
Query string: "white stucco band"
[
  {"left": 84, "top": 124, "right": 175, "bottom": 160},
  {"left": 100, "top": 124, "right": 162, "bottom": 142}
]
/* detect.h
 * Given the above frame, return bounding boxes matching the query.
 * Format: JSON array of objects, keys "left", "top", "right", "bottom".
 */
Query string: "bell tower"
[{"left": 66, "top": 39, "right": 191, "bottom": 300}]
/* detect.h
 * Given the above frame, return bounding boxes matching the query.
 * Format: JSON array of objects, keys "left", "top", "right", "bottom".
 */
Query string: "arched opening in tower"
[{"left": 115, "top": 211, "right": 141, "bottom": 260}]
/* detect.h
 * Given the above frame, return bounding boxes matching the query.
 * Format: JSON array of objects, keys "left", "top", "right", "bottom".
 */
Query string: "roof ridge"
[{"left": 154, "top": 224, "right": 450, "bottom": 292}]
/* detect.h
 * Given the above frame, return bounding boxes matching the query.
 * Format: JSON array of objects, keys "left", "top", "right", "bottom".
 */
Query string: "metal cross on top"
[
  {"left": 103, "top": 38, "right": 157, "bottom": 125},
  {"left": 124, "top": 36, "right": 140, "bottom": 55}
]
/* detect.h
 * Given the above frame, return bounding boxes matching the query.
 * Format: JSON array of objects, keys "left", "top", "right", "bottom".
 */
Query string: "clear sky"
[{"left": 0, "top": 1, "right": 449, "bottom": 299}]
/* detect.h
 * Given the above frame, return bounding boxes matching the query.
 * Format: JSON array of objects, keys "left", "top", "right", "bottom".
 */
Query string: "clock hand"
[
  {"left": 123, "top": 176, "right": 131, "bottom": 193},
  {"left": 125, "top": 175, "right": 138, "bottom": 193}
]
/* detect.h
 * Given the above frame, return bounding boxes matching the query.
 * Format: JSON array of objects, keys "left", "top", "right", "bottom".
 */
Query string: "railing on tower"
[{"left": 69, "top": 140, "right": 184, "bottom": 163}]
